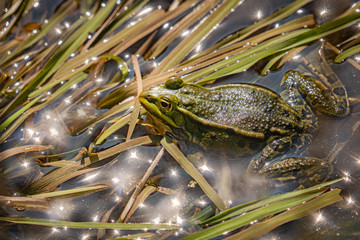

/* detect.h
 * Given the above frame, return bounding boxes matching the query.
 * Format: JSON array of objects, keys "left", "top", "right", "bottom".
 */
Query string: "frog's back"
[{"left": 177, "top": 83, "right": 303, "bottom": 139}]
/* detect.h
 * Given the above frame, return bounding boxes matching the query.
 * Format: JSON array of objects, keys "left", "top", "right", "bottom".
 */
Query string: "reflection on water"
[{"left": 0, "top": 0, "right": 360, "bottom": 239}]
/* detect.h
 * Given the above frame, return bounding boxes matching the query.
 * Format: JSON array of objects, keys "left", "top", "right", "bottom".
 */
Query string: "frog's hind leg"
[
  {"left": 281, "top": 70, "right": 350, "bottom": 118},
  {"left": 247, "top": 132, "right": 312, "bottom": 175},
  {"left": 259, "top": 157, "right": 333, "bottom": 187},
  {"left": 247, "top": 71, "right": 318, "bottom": 174}
]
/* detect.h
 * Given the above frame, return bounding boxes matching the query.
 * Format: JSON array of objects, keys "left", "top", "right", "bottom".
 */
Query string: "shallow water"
[{"left": 1, "top": 0, "right": 360, "bottom": 239}]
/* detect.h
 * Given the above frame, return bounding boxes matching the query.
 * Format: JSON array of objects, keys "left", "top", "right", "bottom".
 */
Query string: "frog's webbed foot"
[{"left": 258, "top": 157, "right": 333, "bottom": 187}]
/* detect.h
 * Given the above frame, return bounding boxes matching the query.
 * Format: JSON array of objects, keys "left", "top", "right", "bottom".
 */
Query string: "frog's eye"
[{"left": 159, "top": 97, "right": 172, "bottom": 112}]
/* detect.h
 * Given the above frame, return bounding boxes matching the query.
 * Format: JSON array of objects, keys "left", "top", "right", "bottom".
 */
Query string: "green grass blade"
[
  {"left": 146, "top": 0, "right": 221, "bottom": 59},
  {"left": 154, "top": 0, "right": 241, "bottom": 74},
  {"left": 0, "top": 95, "right": 41, "bottom": 132},
  {"left": 0, "top": 72, "right": 87, "bottom": 142},
  {"left": 335, "top": 44, "right": 360, "bottom": 63},
  {"left": 1, "top": 1, "right": 75, "bottom": 66},
  {"left": 160, "top": 136, "right": 226, "bottom": 212},
  {"left": 1, "top": 0, "right": 117, "bottom": 117},
  {"left": 180, "top": 190, "right": 329, "bottom": 240},
  {"left": 224, "top": 189, "right": 343, "bottom": 240},
  {"left": 110, "top": 232, "right": 155, "bottom": 240},
  {"left": 196, "top": 12, "right": 360, "bottom": 82},
  {"left": 201, "top": 178, "right": 342, "bottom": 225},
  {"left": 0, "top": 217, "right": 178, "bottom": 230},
  {"left": 67, "top": 99, "right": 134, "bottom": 136},
  {"left": 95, "top": 114, "right": 131, "bottom": 145},
  {"left": 206, "top": 0, "right": 313, "bottom": 52}
]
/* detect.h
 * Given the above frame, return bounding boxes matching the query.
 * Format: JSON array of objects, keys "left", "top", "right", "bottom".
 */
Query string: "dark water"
[{"left": 1, "top": 0, "right": 360, "bottom": 239}]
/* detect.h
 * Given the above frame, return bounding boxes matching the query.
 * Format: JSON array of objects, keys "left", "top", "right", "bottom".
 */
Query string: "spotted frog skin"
[{"left": 139, "top": 71, "right": 349, "bottom": 185}]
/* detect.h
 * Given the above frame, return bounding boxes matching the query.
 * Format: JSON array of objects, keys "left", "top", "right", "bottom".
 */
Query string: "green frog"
[{"left": 139, "top": 71, "right": 349, "bottom": 185}]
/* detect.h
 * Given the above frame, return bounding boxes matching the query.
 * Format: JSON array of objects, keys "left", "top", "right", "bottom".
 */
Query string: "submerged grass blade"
[
  {"left": 160, "top": 136, "right": 226, "bottom": 212},
  {"left": 0, "top": 217, "right": 178, "bottom": 230}
]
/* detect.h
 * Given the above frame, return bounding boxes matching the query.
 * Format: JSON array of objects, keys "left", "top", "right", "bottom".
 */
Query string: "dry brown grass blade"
[
  {"left": 0, "top": 145, "right": 53, "bottom": 162},
  {"left": 126, "top": 55, "right": 143, "bottom": 141},
  {"left": 0, "top": 196, "right": 50, "bottom": 210}
]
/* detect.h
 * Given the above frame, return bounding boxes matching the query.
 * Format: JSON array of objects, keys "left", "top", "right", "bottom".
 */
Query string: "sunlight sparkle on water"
[
  {"left": 172, "top": 198, "right": 180, "bottom": 207},
  {"left": 319, "top": 9, "right": 327, "bottom": 16},
  {"left": 293, "top": 54, "right": 301, "bottom": 60},
  {"left": 50, "top": 128, "right": 59, "bottom": 136},
  {"left": 198, "top": 200, "right": 206, "bottom": 206},
  {"left": 138, "top": 7, "right": 152, "bottom": 16},
  {"left": 153, "top": 217, "right": 160, "bottom": 224},
  {"left": 315, "top": 212, "right": 324, "bottom": 223},
  {"left": 347, "top": 197, "right": 354, "bottom": 205},
  {"left": 26, "top": 128, "right": 34, "bottom": 137},
  {"left": 256, "top": 10, "right": 263, "bottom": 20},
  {"left": 112, "top": 177, "right": 120, "bottom": 183},
  {"left": 55, "top": 28, "right": 62, "bottom": 34},
  {"left": 22, "top": 161, "right": 29, "bottom": 168},
  {"left": 177, "top": 216, "right": 183, "bottom": 224},
  {"left": 83, "top": 172, "right": 99, "bottom": 182},
  {"left": 130, "top": 151, "right": 138, "bottom": 159},
  {"left": 182, "top": 30, "right": 190, "bottom": 37},
  {"left": 200, "top": 164, "right": 211, "bottom": 172}
]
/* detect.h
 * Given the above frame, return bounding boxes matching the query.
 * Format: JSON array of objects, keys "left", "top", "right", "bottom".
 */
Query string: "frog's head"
[{"left": 139, "top": 76, "right": 186, "bottom": 129}]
